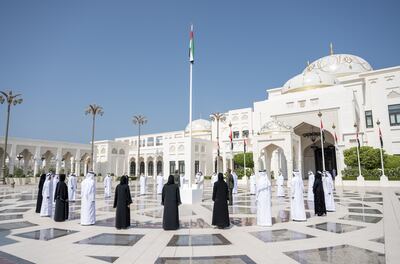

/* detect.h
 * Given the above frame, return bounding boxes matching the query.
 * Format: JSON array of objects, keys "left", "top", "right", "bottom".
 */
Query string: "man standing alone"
[{"left": 226, "top": 169, "right": 234, "bottom": 205}]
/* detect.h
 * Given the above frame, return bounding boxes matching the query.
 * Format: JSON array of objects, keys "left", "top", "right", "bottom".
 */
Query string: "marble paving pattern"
[{"left": 0, "top": 180, "right": 395, "bottom": 263}]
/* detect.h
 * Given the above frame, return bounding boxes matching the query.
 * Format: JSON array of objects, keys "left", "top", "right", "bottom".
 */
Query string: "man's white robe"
[
  {"left": 256, "top": 172, "right": 272, "bottom": 226},
  {"left": 290, "top": 172, "right": 306, "bottom": 221},
  {"left": 307, "top": 172, "right": 315, "bottom": 201},
  {"left": 140, "top": 175, "right": 146, "bottom": 195},
  {"left": 104, "top": 175, "right": 112, "bottom": 198},
  {"left": 81, "top": 172, "right": 96, "bottom": 225},
  {"left": 180, "top": 174, "right": 185, "bottom": 187},
  {"left": 324, "top": 172, "right": 336, "bottom": 212},
  {"left": 68, "top": 174, "right": 77, "bottom": 201},
  {"left": 249, "top": 174, "right": 256, "bottom": 195},
  {"left": 232, "top": 172, "right": 238, "bottom": 194},
  {"left": 156, "top": 175, "right": 163, "bottom": 194},
  {"left": 40, "top": 175, "right": 53, "bottom": 217},
  {"left": 276, "top": 173, "right": 285, "bottom": 197},
  {"left": 211, "top": 173, "right": 218, "bottom": 188}
]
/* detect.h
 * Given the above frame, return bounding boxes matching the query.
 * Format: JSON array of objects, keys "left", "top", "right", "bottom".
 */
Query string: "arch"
[
  {"left": 111, "top": 148, "right": 118, "bottom": 154},
  {"left": 260, "top": 143, "right": 288, "bottom": 180},
  {"left": 140, "top": 161, "right": 145, "bottom": 175},
  {"left": 148, "top": 161, "right": 154, "bottom": 176},
  {"left": 130, "top": 161, "right": 136, "bottom": 176},
  {"left": 156, "top": 160, "right": 163, "bottom": 175},
  {"left": 119, "top": 149, "right": 125, "bottom": 155}
]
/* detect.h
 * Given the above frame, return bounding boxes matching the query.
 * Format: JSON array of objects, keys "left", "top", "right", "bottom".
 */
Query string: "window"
[
  {"left": 365, "top": 110, "right": 373, "bottom": 128},
  {"left": 389, "top": 104, "right": 400, "bottom": 126},
  {"left": 156, "top": 136, "right": 163, "bottom": 146},
  {"left": 233, "top": 131, "right": 240, "bottom": 139},
  {"left": 148, "top": 161, "right": 154, "bottom": 176},
  {"left": 147, "top": 137, "right": 154, "bottom": 147},
  {"left": 169, "top": 161, "right": 176, "bottom": 175},
  {"left": 178, "top": 161, "right": 185, "bottom": 174},
  {"left": 242, "top": 130, "right": 249, "bottom": 138},
  {"left": 157, "top": 161, "right": 163, "bottom": 175},
  {"left": 129, "top": 161, "right": 136, "bottom": 176},
  {"left": 195, "top": 160, "right": 199, "bottom": 174},
  {"left": 140, "top": 162, "right": 145, "bottom": 175}
]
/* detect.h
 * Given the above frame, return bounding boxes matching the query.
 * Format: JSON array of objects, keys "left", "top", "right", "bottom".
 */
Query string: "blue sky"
[{"left": 0, "top": 0, "right": 399, "bottom": 143}]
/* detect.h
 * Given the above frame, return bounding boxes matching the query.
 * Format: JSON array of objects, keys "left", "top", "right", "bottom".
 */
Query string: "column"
[
  {"left": 55, "top": 148, "right": 62, "bottom": 174},
  {"left": 144, "top": 156, "right": 148, "bottom": 177},
  {"left": 75, "top": 150, "right": 81, "bottom": 176},
  {"left": 335, "top": 146, "right": 343, "bottom": 186},
  {"left": 33, "top": 146, "right": 41, "bottom": 177}
]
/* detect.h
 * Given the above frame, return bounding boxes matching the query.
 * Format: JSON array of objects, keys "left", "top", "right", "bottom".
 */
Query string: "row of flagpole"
[{"left": 318, "top": 111, "right": 386, "bottom": 179}]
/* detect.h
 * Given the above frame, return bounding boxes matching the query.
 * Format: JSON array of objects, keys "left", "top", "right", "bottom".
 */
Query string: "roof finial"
[
  {"left": 330, "top": 42, "right": 334, "bottom": 55},
  {"left": 307, "top": 60, "right": 310, "bottom": 66}
]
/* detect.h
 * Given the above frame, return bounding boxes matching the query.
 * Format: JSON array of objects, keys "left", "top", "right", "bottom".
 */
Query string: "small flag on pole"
[
  {"left": 356, "top": 131, "right": 361, "bottom": 148},
  {"left": 379, "top": 127, "right": 383, "bottom": 148},
  {"left": 189, "top": 25, "right": 194, "bottom": 63},
  {"left": 243, "top": 138, "right": 247, "bottom": 153},
  {"left": 320, "top": 120, "right": 326, "bottom": 143},
  {"left": 229, "top": 128, "right": 233, "bottom": 150},
  {"left": 217, "top": 142, "right": 220, "bottom": 156}
]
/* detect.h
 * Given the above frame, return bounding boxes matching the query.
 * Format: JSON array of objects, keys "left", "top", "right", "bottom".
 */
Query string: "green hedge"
[
  {"left": 234, "top": 168, "right": 253, "bottom": 179},
  {"left": 342, "top": 167, "right": 400, "bottom": 181}
]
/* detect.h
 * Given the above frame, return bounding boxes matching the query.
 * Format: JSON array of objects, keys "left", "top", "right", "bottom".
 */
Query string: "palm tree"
[
  {"left": 85, "top": 104, "right": 104, "bottom": 171},
  {"left": 132, "top": 115, "right": 147, "bottom": 177}
]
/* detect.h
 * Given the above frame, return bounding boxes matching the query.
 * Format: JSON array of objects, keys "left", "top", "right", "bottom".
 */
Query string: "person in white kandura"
[
  {"left": 179, "top": 173, "right": 185, "bottom": 187},
  {"left": 324, "top": 171, "right": 336, "bottom": 212},
  {"left": 290, "top": 171, "right": 306, "bottom": 221},
  {"left": 249, "top": 173, "right": 256, "bottom": 195},
  {"left": 232, "top": 171, "right": 238, "bottom": 194},
  {"left": 81, "top": 171, "right": 96, "bottom": 225},
  {"left": 307, "top": 171, "right": 315, "bottom": 201},
  {"left": 68, "top": 173, "right": 77, "bottom": 202},
  {"left": 40, "top": 173, "right": 53, "bottom": 217},
  {"left": 211, "top": 173, "right": 218, "bottom": 188},
  {"left": 140, "top": 174, "right": 146, "bottom": 195},
  {"left": 276, "top": 170, "right": 285, "bottom": 197},
  {"left": 195, "top": 172, "right": 204, "bottom": 189},
  {"left": 104, "top": 173, "right": 112, "bottom": 198},
  {"left": 51, "top": 173, "right": 59, "bottom": 205},
  {"left": 256, "top": 171, "right": 272, "bottom": 226},
  {"left": 157, "top": 173, "right": 164, "bottom": 194}
]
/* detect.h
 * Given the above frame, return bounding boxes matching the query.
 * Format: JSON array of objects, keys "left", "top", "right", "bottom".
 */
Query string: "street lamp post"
[
  {"left": 354, "top": 123, "right": 363, "bottom": 179},
  {"left": 210, "top": 112, "right": 226, "bottom": 173},
  {"left": 317, "top": 111, "right": 326, "bottom": 172},
  {"left": 0, "top": 90, "right": 23, "bottom": 184},
  {"left": 229, "top": 122, "right": 233, "bottom": 170},
  {"left": 85, "top": 104, "right": 104, "bottom": 172},
  {"left": 132, "top": 115, "right": 147, "bottom": 177},
  {"left": 17, "top": 154, "right": 23, "bottom": 169},
  {"left": 376, "top": 119, "right": 386, "bottom": 178}
]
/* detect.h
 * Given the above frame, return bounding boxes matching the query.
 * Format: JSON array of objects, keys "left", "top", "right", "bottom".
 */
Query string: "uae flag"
[
  {"left": 379, "top": 127, "right": 384, "bottom": 148},
  {"left": 356, "top": 131, "right": 361, "bottom": 148},
  {"left": 229, "top": 128, "right": 233, "bottom": 150},
  {"left": 243, "top": 138, "right": 247, "bottom": 153},
  {"left": 189, "top": 25, "right": 194, "bottom": 63},
  {"left": 334, "top": 130, "right": 339, "bottom": 150},
  {"left": 320, "top": 120, "right": 326, "bottom": 143},
  {"left": 217, "top": 142, "right": 220, "bottom": 156}
]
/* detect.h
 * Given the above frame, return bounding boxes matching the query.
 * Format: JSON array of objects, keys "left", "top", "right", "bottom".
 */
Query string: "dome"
[
  {"left": 282, "top": 70, "right": 338, "bottom": 94},
  {"left": 185, "top": 119, "right": 211, "bottom": 132},
  {"left": 303, "top": 54, "right": 372, "bottom": 77}
]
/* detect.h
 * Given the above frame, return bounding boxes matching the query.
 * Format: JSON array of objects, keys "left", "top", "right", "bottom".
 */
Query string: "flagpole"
[
  {"left": 188, "top": 25, "right": 194, "bottom": 189},
  {"left": 377, "top": 120, "right": 385, "bottom": 177},
  {"left": 243, "top": 139, "right": 246, "bottom": 178},
  {"left": 354, "top": 123, "right": 362, "bottom": 178},
  {"left": 318, "top": 111, "right": 326, "bottom": 172}
]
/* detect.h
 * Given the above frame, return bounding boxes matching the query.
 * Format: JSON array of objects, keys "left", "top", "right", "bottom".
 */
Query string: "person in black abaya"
[
  {"left": 313, "top": 172, "right": 326, "bottom": 216},
  {"left": 54, "top": 174, "right": 69, "bottom": 222},
  {"left": 212, "top": 173, "right": 230, "bottom": 228},
  {"left": 113, "top": 175, "right": 132, "bottom": 229},
  {"left": 162, "top": 175, "right": 181, "bottom": 230},
  {"left": 35, "top": 173, "right": 47, "bottom": 213}
]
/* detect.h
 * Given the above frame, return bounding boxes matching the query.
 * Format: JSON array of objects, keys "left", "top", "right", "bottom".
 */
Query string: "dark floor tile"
[
  {"left": 155, "top": 255, "right": 256, "bottom": 264},
  {"left": 251, "top": 229, "right": 314, "bottom": 243},
  {"left": 285, "top": 244, "right": 385, "bottom": 264},
  {"left": 340, "top": 215, "right": 382, "bottom": 223},
  {"left": 352, "top": 197, "right": 383, "bottom": 202},
  {"left": 348, "top": 208, "right": 382, "bottom": 215},
  {"left": 15, "top": 228, "right": 78, "bottom": 241},
  {"left": 75, "top": 233, "right": 144, "bottom": 246},
  {"left": 307, "top": 222, "right": 364, "bottom": 233},
  {"left": 88, "top": 256, "right": 119, "bottom": 263},
  {"left": 0, "top": 221, "right": 38, "bottom": 231},
  {"left": 0, "top": 208, "right": 30, "bottom": 213},
  {"left": 0, "top": 250, "right": 34, "bottom": 264},
  {"left": 167, "top": 234, "right": 231, "bottom": 246},
  {"left": 0, "top": 214, "right": 23, "bottom": 221},
  {"left": 371, "top": 237, "right": 385, "bottom": 244},
  {"left": 339, "top": 203, "right": 370, "bottom": 208}
]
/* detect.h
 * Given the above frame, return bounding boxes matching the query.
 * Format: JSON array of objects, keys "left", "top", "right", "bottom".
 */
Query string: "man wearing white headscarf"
[
  {"left": 68, "top": 173, "right": 77, "bottom": 202},
  {"left": 232, "top": 171, "right": 238, "bottom": 194},
  {"left": 81, "top": 172, "right": 96, "bottom": 225},
  {"left": 104, "top": 173, "right": 112, "bottom": 198},
  {"left": 51, "top": 173, "right": 59, "bottom": 205},
  {"left": 195, "top": 172, "right": 204, "bottom": 189},
  {"left": 276, "top": 170, "right": 285, "bottom": 197},
  {"left": 290, "top": 171, "right": 306, "bottom": 221},
  {"left": 40, "top": 173, "right": 53, "bottom": 217},
  {"left": 140, "top": 174, "right": 146, "bottom": 195},
  {"left": 256, "top": 171, "right": 272, "bottom": 226},
  {"left": 249, "top": 173, "right": 256, "bottom": 195},
  {"left": 307, "top": 171, "right": 315, "bottom": 201},
  {"left": 157, "top": 173, "right": 164, "bottom": 194},
  {"left": 324, "top": 171, "right": 336, "bottom": 212}
]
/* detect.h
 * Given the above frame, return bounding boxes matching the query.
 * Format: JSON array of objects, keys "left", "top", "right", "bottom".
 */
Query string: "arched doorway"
[
  {"left": 260, "top": 144, "right": 288, "bottom": 180},
  {"left": 129, "top": 160, "right": 136, "bottom": 176},
  {"left": 156, "top": 160, "right": 163, "bottom": 175},
  {"left": 140, "top": 162, "right": 145, "bottom": 175},
  {"left": 148, "top": 161, "right": 154, "bottom": 176}
]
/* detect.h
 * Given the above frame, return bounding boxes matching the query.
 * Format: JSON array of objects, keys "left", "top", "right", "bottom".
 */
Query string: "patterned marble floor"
[{"left": 0, "top": 180, "right": 398, "bottom": 264}]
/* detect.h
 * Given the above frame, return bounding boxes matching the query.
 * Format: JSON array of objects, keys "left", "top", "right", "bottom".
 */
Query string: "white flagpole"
[
  {"left": 243, "top": 140, "right": 246, "bottom": 178},
  {"left": 318, "top": 111, "right": 326, "bottom": 171},
  {"left": 188, "top": 51, "right": 193, "bottom": 189}
]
